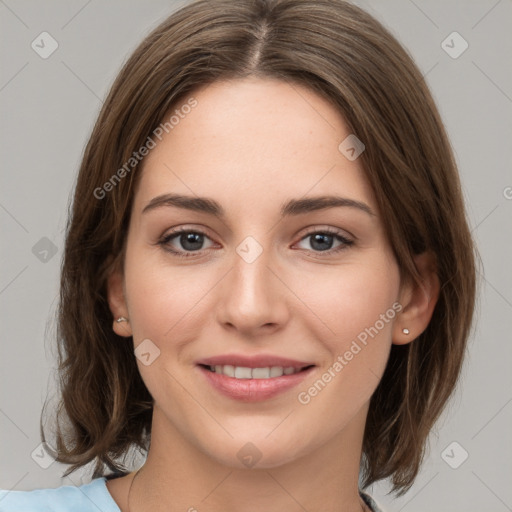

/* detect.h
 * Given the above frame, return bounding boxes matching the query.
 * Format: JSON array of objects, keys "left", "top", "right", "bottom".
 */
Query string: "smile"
[
  {"left": 197, "top": 363, "right": 315, "bottom": 402},
  {"left": 204, "top": 364, "right": 308, "bottom": 379}
]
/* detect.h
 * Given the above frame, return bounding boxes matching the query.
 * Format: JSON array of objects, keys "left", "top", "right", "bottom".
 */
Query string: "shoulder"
[{"left": 0, "top": 477, "right": 120, "bottom": 512}]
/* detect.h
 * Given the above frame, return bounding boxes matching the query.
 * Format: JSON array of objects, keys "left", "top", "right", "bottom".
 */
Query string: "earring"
[
  {"left": 402, "top": 328, "right": 410, "bottom": 335},
  {"left": 116, "top": 316, "right": 129, "bottom": 323}
]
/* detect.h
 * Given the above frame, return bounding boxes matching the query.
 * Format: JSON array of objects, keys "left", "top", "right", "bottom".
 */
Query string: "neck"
[{"left": 126, "top": 403, "right": 370, "bottom": 512}]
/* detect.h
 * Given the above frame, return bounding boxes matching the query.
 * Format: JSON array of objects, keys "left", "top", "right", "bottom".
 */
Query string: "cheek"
[
  {"left": 124, "top": 246, "right": 213, "bottom": 340},
  {"left": 122, "top": 251, "right": 213, "bottom": 398},
  {"left": 291, "top": 261, "right": 400, "bottom": 430},
  {"left": 292, "top": 254, "right": 400, "bottom": 390},
  {"left": 294, "top": 256, "right": 400, "bottom": 338}
]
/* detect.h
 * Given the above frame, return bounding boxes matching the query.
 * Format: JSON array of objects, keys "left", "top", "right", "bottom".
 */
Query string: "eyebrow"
[{"left": 142, "top": 193, "right": 375, "bottom": 218}]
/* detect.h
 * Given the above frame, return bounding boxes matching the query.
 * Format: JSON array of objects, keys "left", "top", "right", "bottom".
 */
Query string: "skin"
[{"left": 106, "top": 77, "right": 439, "bottom": 512}]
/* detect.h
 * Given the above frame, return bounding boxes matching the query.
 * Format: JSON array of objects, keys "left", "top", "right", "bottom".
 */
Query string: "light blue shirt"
[
  {"left": 0, "top": 477, "right": 384, "bottom": 511},
  {"left": 0, "top": 477, "right": 120, "bottom": 512}
]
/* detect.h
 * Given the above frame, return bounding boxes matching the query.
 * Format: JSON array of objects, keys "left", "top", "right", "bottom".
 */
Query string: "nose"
[{"left": 215, "top": 243, "right": 290, "bottom": 337}]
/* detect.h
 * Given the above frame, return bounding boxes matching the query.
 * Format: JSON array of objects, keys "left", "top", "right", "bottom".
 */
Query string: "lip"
[
  {"left": 196, "top": 354, "right": 316, "bottom": 402},
  {"left": 196, "top": 353, "right": 314, "bottom": 369}
]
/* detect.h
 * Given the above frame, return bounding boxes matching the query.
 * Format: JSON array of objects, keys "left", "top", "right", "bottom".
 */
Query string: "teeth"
[
  {"left": 207, "top": 365, "right": 302, "bottom": 379},
  {"left": 222, "top": 365, "right": 235, "bottom": 377},
  {"left": 252, "top": 367, "right": 271, "bottom": 378},
  {"left": 234, "top": 366, "right": 252, "bottom": 379},
  {"left": 270, "top": 366, "right": 283, "bottom": 377}
]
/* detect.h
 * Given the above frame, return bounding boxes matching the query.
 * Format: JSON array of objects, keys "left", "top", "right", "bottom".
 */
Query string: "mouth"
[
  {"left": 196, "top": 357, "right": 316, "bottom": 402},
  {"left": 198, "top": 363, "right": 314, "bottom": 379}
]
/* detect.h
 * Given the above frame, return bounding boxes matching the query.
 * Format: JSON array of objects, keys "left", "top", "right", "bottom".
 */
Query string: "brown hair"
[{"left": 41, "top": 0, "right": 477, "bottom": 495}]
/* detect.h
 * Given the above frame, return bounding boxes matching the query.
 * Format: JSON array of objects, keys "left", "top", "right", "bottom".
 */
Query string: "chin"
[{"left": 200, "top": 430, "right": 311, "bottom": 470}]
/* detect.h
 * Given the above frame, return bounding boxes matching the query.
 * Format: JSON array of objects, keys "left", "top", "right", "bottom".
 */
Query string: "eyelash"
[{"left": 157, "top": 227, "right": 354, "bottom": 259}]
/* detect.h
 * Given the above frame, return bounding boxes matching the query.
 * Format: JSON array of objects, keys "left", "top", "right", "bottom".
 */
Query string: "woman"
[{"left": 0, "top": 0, "right": 476, "bottom": 510}]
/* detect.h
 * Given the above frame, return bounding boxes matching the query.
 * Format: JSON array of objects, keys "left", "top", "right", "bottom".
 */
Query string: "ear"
[
  {"left": 106, "top": 257, "right": 133, "bottom": 338},
  {"left": 393, "top": 251, "right": 440, "bottom": 345}
]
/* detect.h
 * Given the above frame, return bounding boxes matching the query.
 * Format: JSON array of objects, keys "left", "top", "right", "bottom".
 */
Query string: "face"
[{"left": 110, "top": 77, "right": 405, "bottom": 469}]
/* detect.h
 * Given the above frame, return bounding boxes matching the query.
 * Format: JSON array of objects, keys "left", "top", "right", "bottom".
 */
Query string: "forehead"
[{"left": 135, "top": 77, "right": 375, "bottom": 214}]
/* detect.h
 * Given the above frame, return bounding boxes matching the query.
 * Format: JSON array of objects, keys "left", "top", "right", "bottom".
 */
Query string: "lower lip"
[{"left": 197, "top": 365, "right": 315, "bottom": 402}]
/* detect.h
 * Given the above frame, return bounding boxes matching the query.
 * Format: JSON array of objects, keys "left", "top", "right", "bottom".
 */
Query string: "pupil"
[
  {"left": 177, "top": 233, "right": 334, "bottom": 252},
  {"left": 181, "top": 232, "right": 203, "bottom": 251},
  {"left": 311, "top": 233, "right": 333, "bottom": 251}
]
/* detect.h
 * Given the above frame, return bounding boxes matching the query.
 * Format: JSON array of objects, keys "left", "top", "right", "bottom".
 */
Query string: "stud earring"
[
  {"left": 402, "top": 328, "right": 410, "bottom": 335},
  {"left": 116, "top": 316, "right": 129, "bottom": 323}
]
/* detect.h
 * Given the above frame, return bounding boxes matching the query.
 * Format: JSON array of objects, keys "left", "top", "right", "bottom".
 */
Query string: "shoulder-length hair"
[{"left": 41, "top": 0, "right": 477, "bottom": 495}]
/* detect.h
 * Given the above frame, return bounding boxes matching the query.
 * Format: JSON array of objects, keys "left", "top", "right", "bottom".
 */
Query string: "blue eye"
[
  {"left": 159, "top": 229, "right": 214, "bottom": 258},
  {"left": 158, "top": 227, "right": 354, "bottom": 258},
  {"left": 296, "top": 229, "right": 353, "bottom": 253}
]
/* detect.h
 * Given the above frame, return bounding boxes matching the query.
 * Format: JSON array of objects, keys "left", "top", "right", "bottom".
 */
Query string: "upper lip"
[{"left": 196, "top": 354, "right": 315, "bottom": 369}]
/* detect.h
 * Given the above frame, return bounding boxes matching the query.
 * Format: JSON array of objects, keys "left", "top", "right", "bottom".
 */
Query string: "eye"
[
  {"left": 158, "top": 226, "right": 354, "bottom": 259},
  {"left": 158, "top": 228, "right": 215, "bottom": 258},
  {"left": 294, "top": 228, "right": 354, "bottom": 255}
]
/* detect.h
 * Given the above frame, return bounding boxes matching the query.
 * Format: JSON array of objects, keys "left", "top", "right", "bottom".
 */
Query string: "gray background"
[{"left": 1, "top": 0, "right": 511, "bottom": 511}]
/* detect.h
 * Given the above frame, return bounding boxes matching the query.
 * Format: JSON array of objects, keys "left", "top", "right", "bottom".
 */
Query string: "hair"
[{"left": 40, "top": 0, "right": 477, "bottom": 496}]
